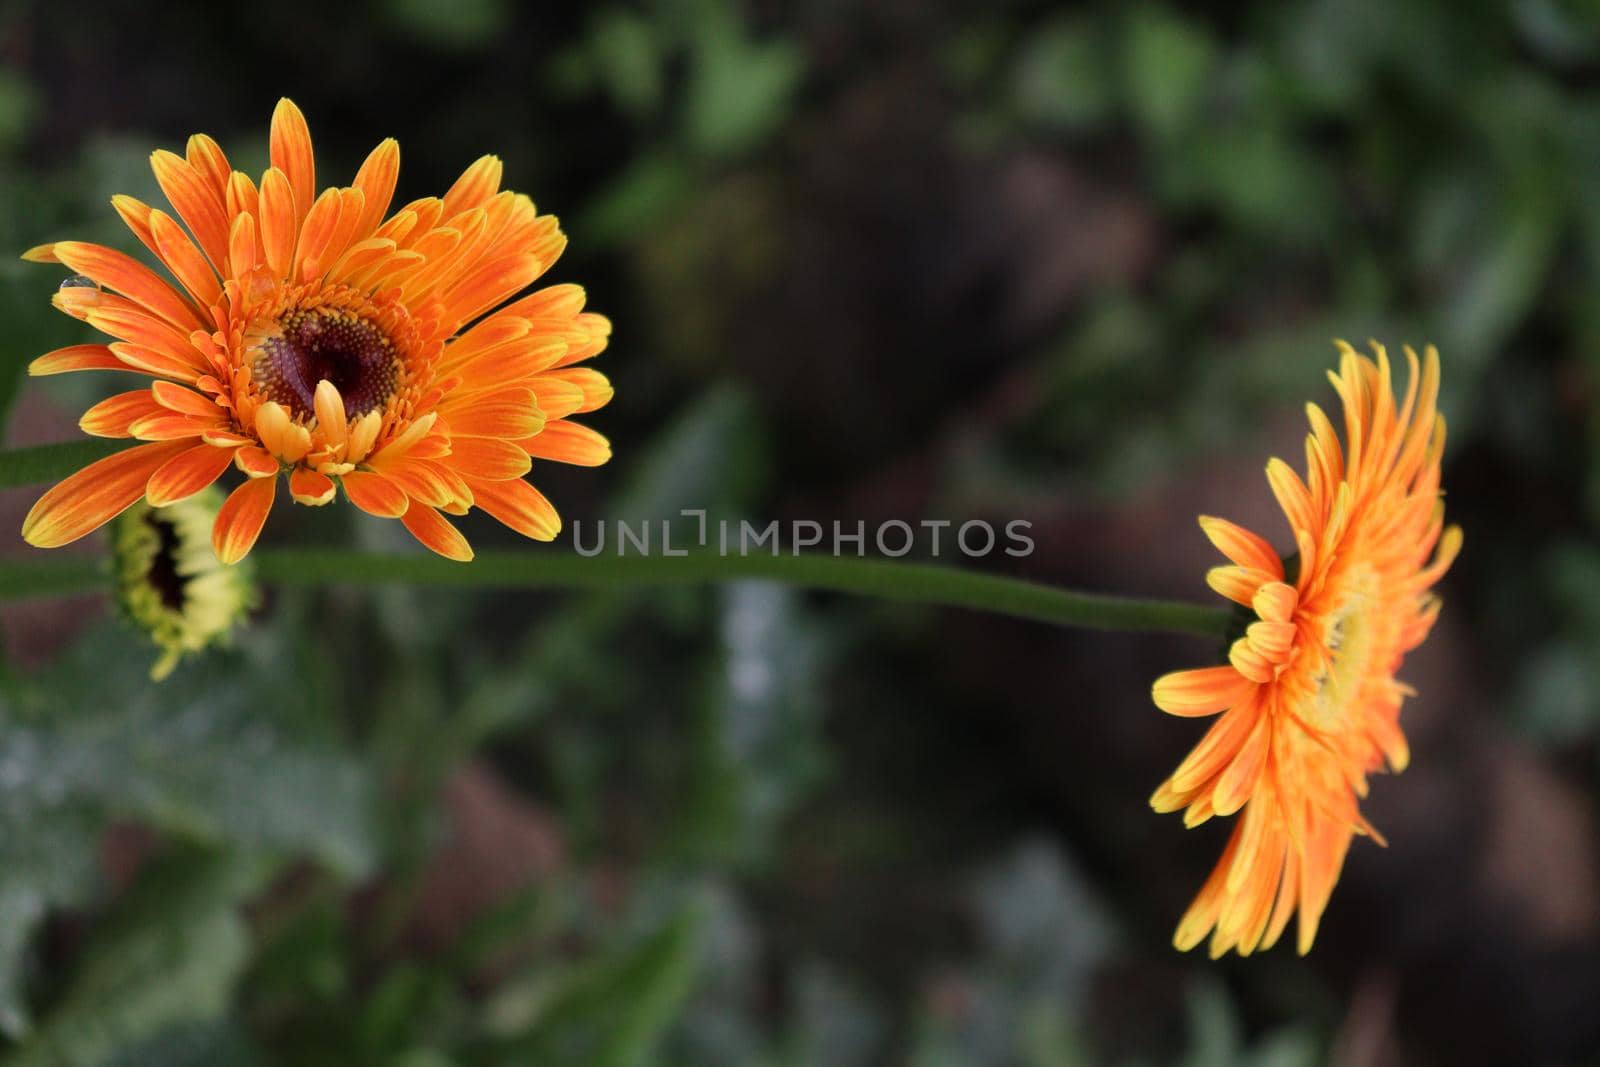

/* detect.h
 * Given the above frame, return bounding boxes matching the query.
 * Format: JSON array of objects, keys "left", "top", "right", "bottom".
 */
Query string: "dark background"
[{"left": 1, "top": 1, "right": 1598, "bottom": 1064}]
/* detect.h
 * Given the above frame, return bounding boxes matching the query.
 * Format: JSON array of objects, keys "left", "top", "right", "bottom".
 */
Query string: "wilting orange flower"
[
  {"left": 1150, "top": 341, "right": 1461, "bottom": 958},
  {"left": 21, "top": 99, "right": 612, "bottom": 563}
]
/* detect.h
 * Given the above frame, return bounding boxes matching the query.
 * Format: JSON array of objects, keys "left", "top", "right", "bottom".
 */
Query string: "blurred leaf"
[
  {"left": 95, "top": 1023, "right": 262, "bottom": 1067},
  {"left": 610, "top": 385, "right": 770, "bottom": 525},
  {"left": 488, "top": 903, "right": 705, "bottom": 1067},
  {"left": 1009, "top": 18, "right": 1113, "bottom": 131},
  {"left": 577, "top": 151, "right": 696, "bottom": 248},
  {"left": 683, "top": 0, "right": 804, "bottom": 159},
  {"left": 2, "top": 848, "right": 265, "bottom": 1067},
  {"left": 384, "top": 0, "right": 511, "bottom": 50},
  {"left": 0, "top": 625, "right": 375, "bottom": 1036},
  {"left": 1180, "top": 978, "right": 1243, "bottom": 1067},
  {"left": 1122, "top": 7, "right": 1216, "bottom": 140},
  {"left": 591, "top": 10, "right": 667, "bottom": 119}
]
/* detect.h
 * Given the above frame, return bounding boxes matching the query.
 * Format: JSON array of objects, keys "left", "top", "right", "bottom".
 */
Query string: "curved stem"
[{"left": 0, "top": 548, "right": 1230, "bottom": 637}]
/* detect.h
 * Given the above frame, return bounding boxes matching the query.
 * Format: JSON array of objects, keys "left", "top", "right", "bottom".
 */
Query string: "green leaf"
[
  {"left": 2, "top": 848, "right": 265, "bottom": 1067},
  {"left": 488, "top": 903, "right": 705, "bottom": 1067},
  {"left": 683, "top": 0, "right": 804, "bottom": 159},
  {"left": 384, "top": 0, "right": 512, "bottom": 50},
  {"left": 1122, "top": 7, "right": 1215, "bottom": 140},
  {"left": 1010, "top": 18, "right": 1114, "bottom": 131},
  {"left": 0, "top": 625, "right": 376, "bottom": 1036},
  {"left": 95, "top": 1023, "right": 262, "bottom": 1067},
  {"left": 590, "top": 10, "right": 666, "bottom": 119}
]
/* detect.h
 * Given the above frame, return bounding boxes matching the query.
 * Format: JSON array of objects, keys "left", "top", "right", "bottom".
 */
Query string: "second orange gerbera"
[
  {"left": 1151, "top": 341, "right": 1460, "bottom": 957},
  {"left": 22, "top": 98, "right": 612, "bottom": 563}
]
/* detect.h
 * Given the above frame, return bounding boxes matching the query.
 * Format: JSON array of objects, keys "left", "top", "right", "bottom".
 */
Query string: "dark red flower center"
[{"left": 253, "top": 310, "right": 398, "bottom": 419}]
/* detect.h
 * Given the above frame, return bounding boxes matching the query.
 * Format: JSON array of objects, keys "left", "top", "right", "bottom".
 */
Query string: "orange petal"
[
  {"left": 228, "top": 213, "right": 257, "bottom": 278},
  {"left": 312, "top": 379, "right": 348, "bottom": 446},
  {"left": 1206, "top": 565, "right": 1275, "bottom": 607},
  {"left": 1168, "top": 692, "right": 1263, "bottom": 792},
  {"left": 269, "top": 98, "right": 316, "bottom": 226},
  {"left": 1245, "top": 619, "right": 1295, "bottom": 662},
  {"left": 296, "top": 187, "right": 343, "bottom": 280},
  {"left": 80, "top": 390, "right": 166, "bottom": 437},
  {"left": 343, "top": 469, "right": 409, "bottom": 518},
  {"left": 150, "top": 149, "right": 230, "bottom": 271},
  {"left": 465, "top": 476, "right": 559, "bottom": 541},
  {"left": 151, "top": 379, "right": 223, "bottom": 418},
  {"left": 185, "top": 133, "right": 231, "bottom": 199},
  {"left": 1251, "top": 581, "right": 1298, "bottom": 624},
  {"left": 537, "top": 368, "right": 612, "bottom": 414},
  {"left": 147, "top": 209, "right": 223, "bottom": 307},
  {"left": 29, "top": 344, "right": 127, "bottom": 376},
  {"left": 22, "top": 440, "right": 190, "bottom": 548},
  {"left": 443, "top": 395, "right": 544, "bottom": 439},
  {"left": 110, "top": 342, "right": 203, "bottom": 384},
  {"left": 520, "top": 420, "right": 611, "bottom": 466},
  {"left": 1151, "top": 665, "right": 1254, "bottom": 717},
  {"left": 1228, "top": 637, "right": 1276, "bottom": 684},
  {"left": 352, "top": 138, "right": 400, "bottom": 241},
  {"left": 444, "top": 437, "right": 531, "bottom": 480},
  {"left": 1265, "top": 457, "right": 1316, "bottom": 537},
  {"left": 1197, "top": 515, "right": 1283, "bottom": 577},
  {"left": 528, "top": 376, "right": 585, "bottom": 420},
  {"left": 234, "top": 446, "right": 280, "bottom": 478},
  {"left": 289, "top": 467, "right": 336, "bottom": 506},
  {"left": 51, "top": 241, "right": 203, "bottom": 332},
  {"left": 84, "top": 306, "right": 206, "bottom": 372},
  {"left": 1212, "top": 714, "right": 1272, "bottom": 818},
  {"left": 146, "top": 442, "right": 236, "bottom": 507},
  {"left": 111, "top": 195, "right": 161, "bottom": 260},
  {"left": 212, "top": 475, "right": 277, "bottom": 564},
  {"left": 400, "top": 504, "right": 473, "bottom": 561},
  {"left": 440, "top": 253, "right": 545, "bottom": 327},
  {"left": 259, "top": 167, "right": 298, "bottom": 280},
  {"left": 442, "top": 154, "right": 502, "bottom": 215}
]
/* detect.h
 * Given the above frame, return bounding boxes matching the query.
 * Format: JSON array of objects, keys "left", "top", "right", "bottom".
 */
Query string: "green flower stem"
[
  {"left": 0, "top": 440, "right": 135, "bottom": 490},
  {"left": 0, "top": 556, "right": 108, "bottom": 599},
  {"left": 0, "top": 548, "right": 1230, "bottom": 637}
]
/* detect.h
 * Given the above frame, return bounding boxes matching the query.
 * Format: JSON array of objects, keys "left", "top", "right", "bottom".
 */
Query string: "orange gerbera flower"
[
  {"left": 1150, "top": 341, "right": 1461, "bottom": 958},
  {"left": 21, "top": 99, "right": 612, "bottom": 563}
]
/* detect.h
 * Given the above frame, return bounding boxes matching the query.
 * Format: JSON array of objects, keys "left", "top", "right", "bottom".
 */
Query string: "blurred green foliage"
[{"left": 1, "top": 0, "right": 1598, "bottom": 1064}]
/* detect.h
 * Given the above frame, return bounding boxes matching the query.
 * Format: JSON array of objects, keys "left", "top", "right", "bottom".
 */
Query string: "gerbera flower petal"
[
  {"left": 145, "top": 442, "right": 237, "bottom": 507},
  {"left": 400, "top": 504, "right": 474, "bottom": 561},
  {"left": 269, "top": 98, "right": 316, "bottom": 225},
  {"left": 352, "top": 139, "right": 400, "bottom": 241},
  {"left": 445, "top": 437, "right": 532, "bottom": 480},
  {"left": 212, "top": 475, "right": 277, "bottom": 564},
  {"left": 29, "top": 344, "right": 128, "bottom": 377},
  {"left": 80, "top": 390, "right": 167, "bottom": 438},
  {"left": 1152, "top": 666, "right": 1253, "bottom": 717},
  {"left": 343, "top": 470, "right": 410, "bottom": 518},
  {"left": 147, "top": 209, "right": 223, "bottom": 307},
  {"left": 1197, "top": 515, "right": 1282, "bottom": 576},
  {"left": 150, "top": 150, "right": 230, "bottom": 271},
  {"left": 51, "top": 241, "right": 204, "bottom": 332},
  {"left": 520, "top": 421, "right": 611, "bottom": 466},
  {"left": 22, "top": 440, "right": 191, "bottom": 547},
  {"left": 289, "top": 468, "right": 336, "bottom": 506},
  {"left": 464, "top": 476, "right": 560, "bottom": 541},
  {"left": 259, "top": 167, "right": 299, "bottom": 279}
]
